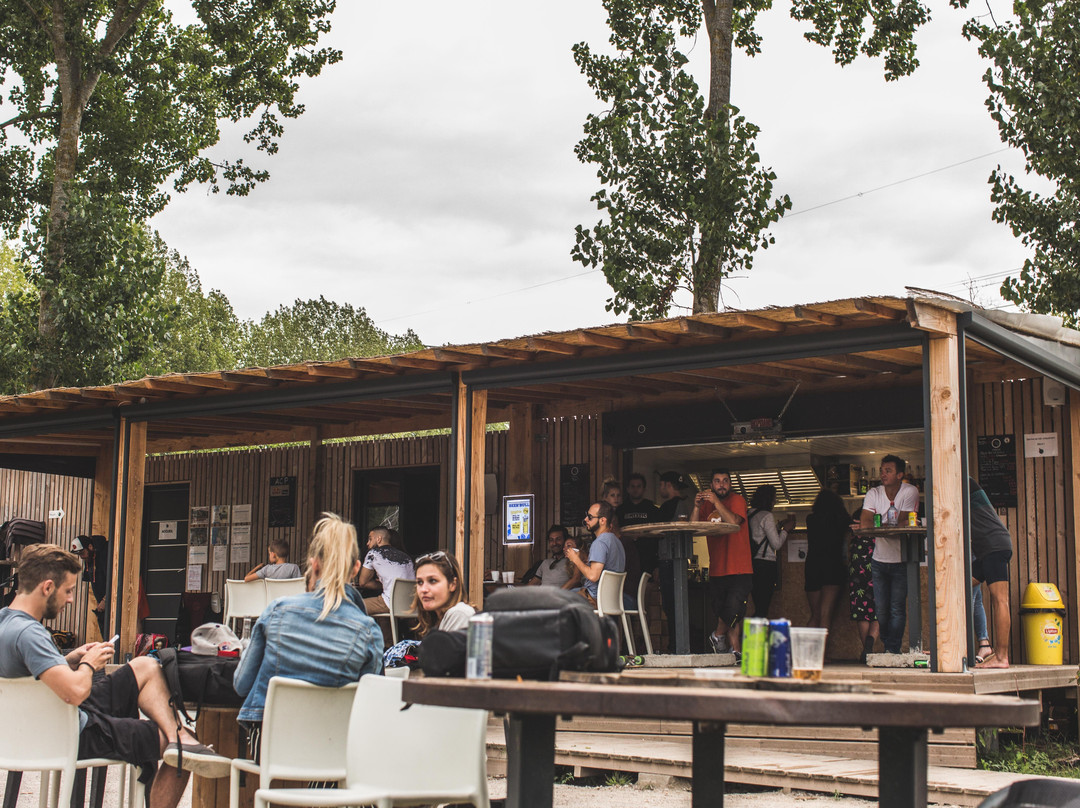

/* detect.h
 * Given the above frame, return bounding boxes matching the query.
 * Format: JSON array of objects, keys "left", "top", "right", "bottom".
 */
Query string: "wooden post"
[
  {"left": 111, "top": 420, "right": 147, "bottom": 657},
  {"left": 506, "top": 403, "right": 535, "bottom": 576},
  {"left": 91, "top": 442, "right": 113, "bottom": 537},
  {"left": 1070, "top": 389, "right": 1080, "bottom": 666},
  {"left": 309, "top": 426, "right": 324, "bottom": 524},
  {"left": 468, "top": 390, "right": 489, "bottom": 604},
  {"left": 929, "top": 334, "right": 965, "bottom": 672},
  {"left": 454, "top": 380, "right": 469, "bottom": 563}
]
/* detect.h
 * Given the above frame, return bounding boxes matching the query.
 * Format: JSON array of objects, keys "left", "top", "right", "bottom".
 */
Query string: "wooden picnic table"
[
  {"left": 621, "top": 521, "right": 739, "bottom": 654},
  {"left": 401, "top": 676, "right": 1039, "bottom": 808},
  {"left": 852, "top": 525, "right": 928, "bottom": 651}
]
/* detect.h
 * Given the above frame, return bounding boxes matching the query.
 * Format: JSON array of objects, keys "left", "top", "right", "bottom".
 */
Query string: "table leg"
[
  {"left": 907, "top": 560, "right": 921, "bottom": 651},
  {"left": 4, "top": 771, "right": 22, "bottom": 808},
  {"left": 879, "top": 727, "right": 928, "bottom": 808},
  {"left": 673, "top": 555, "right": 690, "bottom": 655},
  {"left": 692, "top": 721, "right": 726, "bottom": 808},
  {"left": 505, "top": 713, "right": 556, "bottom": 808}
]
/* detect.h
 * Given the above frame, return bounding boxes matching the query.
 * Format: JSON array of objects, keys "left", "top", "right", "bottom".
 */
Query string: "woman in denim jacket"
[{"left": 234, "top": 513, "right": 383, "bottom": 726}]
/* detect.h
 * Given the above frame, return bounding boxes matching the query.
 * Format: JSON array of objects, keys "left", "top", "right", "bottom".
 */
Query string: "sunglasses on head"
[{"left": 415, "top": 550, "right": 449, "bottom": 565}]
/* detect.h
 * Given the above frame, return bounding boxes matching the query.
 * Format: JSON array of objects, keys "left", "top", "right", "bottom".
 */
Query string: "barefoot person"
[
  {"left": 0, "top": 545, "right": 231, "bottom": 808},
  {"left": 969, "top": 477, "right": 1013, "bottom": 668}
]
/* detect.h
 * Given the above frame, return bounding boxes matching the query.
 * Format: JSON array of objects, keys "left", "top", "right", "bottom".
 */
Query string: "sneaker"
[
  {"left": 708, "top": 633, "right": 730, "bottom": 654},
  {"left": 163, "top": 740, "right": 231, "bottom": 778}
]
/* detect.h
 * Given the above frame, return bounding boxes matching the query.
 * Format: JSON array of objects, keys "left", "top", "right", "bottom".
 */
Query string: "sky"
[{"left": 152, "top": 2, "right": 1032, "bottom": 347}]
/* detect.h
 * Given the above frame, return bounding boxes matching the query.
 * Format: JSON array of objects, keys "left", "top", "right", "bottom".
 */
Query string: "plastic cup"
[
  {"left": 490, "top": 570, "right": 499, "bottom": 582},
  {"left": 789, "top": 627, "right": 828, "bottom": 681},
  {"left": 503, "top": 571, "right": 515, "bottom": 584}
]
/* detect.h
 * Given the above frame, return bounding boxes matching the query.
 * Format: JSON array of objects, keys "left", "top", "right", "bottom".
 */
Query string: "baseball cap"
[
  {"left": 658, "top": 471, "right": 688, "bottom": 489},
  {"left": 71, "top": 537, "right": 86, "bottom": 553}
]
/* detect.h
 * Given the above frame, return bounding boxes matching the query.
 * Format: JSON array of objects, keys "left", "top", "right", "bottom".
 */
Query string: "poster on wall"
[
  {"left": 787, "top": 538, "right": 807, "bottom": 563},
  {"left": 211, "top": 506, "right": 230, "bottom": 526},
  {"left": 232, "top": 504, "right": 252, "bottom": 524},
  {"left": 976, "top": 434, "right": 1017, "bottom": 509},
  {"left": 188, "top": 545, "right": 208, "bottom": 565},
  {"left": 231, "top": 523, "right": 250, "bottom": 543},
  {"left": 158, "top": 521, "right": 178, "bottom": 542},
  {"left": 502, "top": 494, "right": 535, "bottom": 546},
  {"left": 559, "top": 464, "right": 589, "bottom": 526},
  {"left": 231, "top": 543, "right": 250, "bottom": 564},
  {"left": 268, "top": 476, "right": 296, "bottom": 528},
  {"left": 186, "top": 565, "right": 202, "bottom": 591},
  {"left": 190, "top": 507, "right": 209, "bottom": 526},
  {"left": 210, "top": 526, "right": 229, "bottom": 546},
  {"left": 1024, "top": 432, "right": 1059, "bottom": 458},
  {"left": 212, "top": 545, "right": 227, "bottom": 572},
  {"left": 189, "top": 527, "right": 208, "bottom": 546}
]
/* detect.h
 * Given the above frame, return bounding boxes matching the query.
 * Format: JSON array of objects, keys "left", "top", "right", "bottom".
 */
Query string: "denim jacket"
[{"left": 233, "top": 585, "right": 383, "bottom": 722}]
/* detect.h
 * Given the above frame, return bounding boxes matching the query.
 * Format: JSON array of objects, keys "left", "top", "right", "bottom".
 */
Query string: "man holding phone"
[{"left": 0, "top": 545, "right": 230, "bottom": 808}]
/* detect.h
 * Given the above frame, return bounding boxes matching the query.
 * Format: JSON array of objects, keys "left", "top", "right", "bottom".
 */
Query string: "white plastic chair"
[
  {"left": 224, "top": 579, "right": 267, "bottom": 631},
  {"left": 0, "top": 677, "right": 144, "bottom": 808},
  {"left": 594, "top": 570, "right": 635, "bottom": 656},
  {"left": 623, "top": 571, "right": 654, "bottom": 655},
  {"left": 382, "top": 665, "right": 410, "bottom": 680},
  {"left": 373, "top": 578, "right": 418, "bottom": 644},
  {"left": 264, "top": 577, "right": 306, "bottom": 602},
  {"left": 254, "top": 674, "right": 488, "bottom": 808},
  {"left": 229, "top": 677, "right": 360, "bottom": 808}
]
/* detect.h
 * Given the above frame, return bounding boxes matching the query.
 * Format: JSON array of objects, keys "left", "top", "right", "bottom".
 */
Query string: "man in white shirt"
[{"left": 860, "top": 455, "right": 920, "bottom": 654}]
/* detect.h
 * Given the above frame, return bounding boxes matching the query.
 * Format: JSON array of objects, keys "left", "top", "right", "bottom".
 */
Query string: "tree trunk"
[{"left": 692, "top": 0, "right": 735, "bottom": 315}]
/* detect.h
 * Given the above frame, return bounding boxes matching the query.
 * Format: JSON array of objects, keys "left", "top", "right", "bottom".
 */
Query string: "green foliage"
[
  {"left": 603, "top": 772, "right": 635, "bottom": 787},
  {"left": 979, "top": 735, "right": 1080, "bottom": 778},
  {"left": 239, "top": 297, "right": 422, "bottom": 368},
  {"left": 572, "top": 1, "right": 790, "bottom": 319},
  {"left": 965, "top": 1, "right": 1080, "bottom": 326},
  {"left": 0, "top": 242, "right": 29, "bottom": 296}
]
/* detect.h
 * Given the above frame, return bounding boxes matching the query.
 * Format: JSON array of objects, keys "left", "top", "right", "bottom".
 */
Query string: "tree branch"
[
  {"left": 99, "top": 0, "right": 155, "bottom": 59},
  {"left": 18, "top": 0, "right": 50, "bottom": 39},
  {"left": 0, "top": 108, "right": 56, "bottom": 130}
]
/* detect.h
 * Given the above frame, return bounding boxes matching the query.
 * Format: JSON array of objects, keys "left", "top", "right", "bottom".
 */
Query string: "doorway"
[
  {"left": 141, "top": 484, "right": 189, "bottom": 641},
  {"left": 352, "top": 467, "right": 440, "bottom": 558}
]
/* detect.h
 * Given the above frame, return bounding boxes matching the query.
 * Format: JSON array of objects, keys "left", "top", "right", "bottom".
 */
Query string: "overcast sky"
[{"left": 152, "top": 2, "right": 1031, "bottom": 347}]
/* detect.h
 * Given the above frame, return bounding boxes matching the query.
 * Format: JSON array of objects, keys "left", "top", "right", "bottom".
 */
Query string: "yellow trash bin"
[{"left": 1020, "top": 583, "right": 1065, "bottom": 665}]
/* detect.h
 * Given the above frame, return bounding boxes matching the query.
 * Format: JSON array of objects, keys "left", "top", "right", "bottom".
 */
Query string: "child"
[{"left": 244, "top": 539, "right": 302, "bottom": 581}]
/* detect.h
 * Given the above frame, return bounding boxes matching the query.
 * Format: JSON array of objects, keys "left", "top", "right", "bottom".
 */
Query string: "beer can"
[
  {"left": 741, "top": 618, "right": 769, "bottom": 677},
  {"left": 466, "top": 613, "right": 494, "bottom": 679},
  {"left": 873, "top": 513, "right": 882, "bottom": 528},
  {"left": 914, "top": 659, "right": 929, "bottom": 668},
  {"left": 767, "top": 619, "right": 792, "bottom": 678},
  {"left": 908, "top": 511, "right": 918, "bottom": 527}
]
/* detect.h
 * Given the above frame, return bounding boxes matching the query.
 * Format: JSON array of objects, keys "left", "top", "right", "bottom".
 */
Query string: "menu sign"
[
  {"left": 268, "top": 475, "right": 297, "bottom": 528},
  {"left": 977, "top": 434, "right": 1017, "bottom": 509},
  {"left": 560, "top": 464, "right": 590, "bottom": 527}
]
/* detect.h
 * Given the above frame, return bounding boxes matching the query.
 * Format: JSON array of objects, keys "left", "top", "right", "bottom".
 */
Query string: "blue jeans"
[
  {"left": 871, "top": 560, "right": 907, "bottom": 654},
  {"left": 973, "top": 585, "right": 988, "bottom": 642}
]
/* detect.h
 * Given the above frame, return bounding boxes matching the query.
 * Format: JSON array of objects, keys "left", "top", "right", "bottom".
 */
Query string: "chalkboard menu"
[
  {"left": 560, "top": 464, "right": 590, "bottom": 526},
  {"left": 977, "top": 435, "right": 1017, "bottom": 509},
  {"left": 268, "top": 475, "right": 297, "bottom": 528}
]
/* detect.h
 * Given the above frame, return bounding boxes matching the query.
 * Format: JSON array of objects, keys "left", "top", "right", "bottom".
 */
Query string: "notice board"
[
  {"left": 977, "top": 434, "right": 1017, "bottom": 509},
  {"left": 268, "top": 475, "right": 297, "bottom": 528},
  {"left": 560, "top": 464, "right": 590, "bottom": 526}
]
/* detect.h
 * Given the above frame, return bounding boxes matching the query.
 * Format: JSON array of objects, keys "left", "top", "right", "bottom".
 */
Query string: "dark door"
[
  {"left": 141, "top": 484, "right": 189, "bottom": 641},
  {"left": 352, "top": 467, "right": 440, "bottom": 558}
]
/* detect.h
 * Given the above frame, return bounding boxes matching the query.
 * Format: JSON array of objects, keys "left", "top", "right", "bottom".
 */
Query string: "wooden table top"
[
  {"left": 852, "top": 525, "right": 928, "bottom": 537},
  {"left": 402, "top": 677, "right": 1038, "bottom": 730},
  {"left": 621, "top": 521, "right": 740, "bottom": 538}
]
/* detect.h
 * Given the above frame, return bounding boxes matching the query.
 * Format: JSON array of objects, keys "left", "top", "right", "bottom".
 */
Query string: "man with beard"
[
  {"left": 566, "top": 501, "right": 626, "bottom": 604},
  {"left": 0, "top": 545, "right": 230, "bottom": 808},
  {"left": 358, "top": 527, "right": 415, "bottom": 615},
  {"left": 692, "top": 468, "right": 750, "bottom": 656},
  {"left": 528, "top": 525, "right": 581, "bottom": 589}
]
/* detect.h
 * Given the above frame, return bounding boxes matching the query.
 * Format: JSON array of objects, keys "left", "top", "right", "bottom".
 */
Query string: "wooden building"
[{"left": 1, "top": 295, "right": 1078, "bottom": 674}]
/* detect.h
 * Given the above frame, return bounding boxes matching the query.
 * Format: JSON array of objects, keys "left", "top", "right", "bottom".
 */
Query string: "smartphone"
[{"left": 107, "top": 634, "right": 119, "bottom": 645}]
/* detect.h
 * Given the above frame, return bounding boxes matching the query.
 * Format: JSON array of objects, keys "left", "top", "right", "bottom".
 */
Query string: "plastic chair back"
[
  {"left": 382, "top": 665, "right": 410, "bottom": 679},
  {"left": 595, "top": 570, "right": 627, "bottom": 616},
  {"left": 0, "top": 678, "right": 81, "bottom": 808},
  {"left": 265, "top": 577, "right": 307, "bottom": 602},
  {"left": 258, "top": 677, "right": 359, "bottom": 787},
  {"left": 349, "top": 674, "right": 487, "bottom": 806},
  {"left": 386, "top": 578, "right": 418, "bottom": 643},
  {"left": 627, "top": 571, "right": 654, "bottom": 655},
  {"left": 225, "top": 579, "right": 267, "bottom": 628}
]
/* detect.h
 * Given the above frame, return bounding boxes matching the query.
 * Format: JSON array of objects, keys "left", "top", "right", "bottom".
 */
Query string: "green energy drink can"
[
  {"left": 741, "top": 618, "right": 769, "bottom": 676},
  {"left": 873, "top": 513, "right": 882, "bottom": 528}
]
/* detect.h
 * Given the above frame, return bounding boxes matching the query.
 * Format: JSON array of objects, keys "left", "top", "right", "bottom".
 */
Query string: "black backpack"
[
  {"left": 419, "top": 587, "right": 623, "bottom": 680},
  {"left": 0, "top": 519, "right": 46, "bottom": 559},
  {"left": 156, "top": 648, "right": 242, "bottom": 723}
]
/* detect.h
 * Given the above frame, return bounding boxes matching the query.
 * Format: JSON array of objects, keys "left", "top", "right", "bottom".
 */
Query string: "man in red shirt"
[{"left": 691, "top": 468, "right": 750, "bottom": 655}]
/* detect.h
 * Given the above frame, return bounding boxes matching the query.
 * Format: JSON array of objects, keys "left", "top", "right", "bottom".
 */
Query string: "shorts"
[
  {"left": 708, "top": 574, "right": 753, "bottom": 627},
  {"left": 804, "top": 558, "right": 847, "bottom": 592},
  {"left": 972, "top": 549, "right": 1012, "bottom": 585},
  {"left": 79, "top": 664, "right": 161, "bottom": 782}
]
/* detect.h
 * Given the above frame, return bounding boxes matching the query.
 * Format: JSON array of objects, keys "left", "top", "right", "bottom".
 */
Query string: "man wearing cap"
[{"left": 72, "top": 535, "right": 109, "bottom": 642}]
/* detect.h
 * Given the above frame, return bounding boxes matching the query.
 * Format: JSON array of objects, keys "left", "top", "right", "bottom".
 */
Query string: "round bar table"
[
  {"left": 852, "top": 525, "right": 928, "bottom": 653},
  {"left": 621, "top": 521, "right": 739, "bottom": 655}
]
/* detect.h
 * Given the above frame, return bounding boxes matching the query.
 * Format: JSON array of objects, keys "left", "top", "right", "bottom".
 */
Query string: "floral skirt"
[{"left": 848, "top": 533, "right": 876, "bottom": 622}]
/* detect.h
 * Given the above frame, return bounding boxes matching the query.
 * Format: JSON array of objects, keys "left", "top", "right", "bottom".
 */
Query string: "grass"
[{"left": 979, "top": 733, "right": 1080, "bottom": 779}]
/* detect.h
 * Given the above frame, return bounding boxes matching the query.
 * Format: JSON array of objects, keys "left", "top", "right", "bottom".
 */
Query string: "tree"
[
  {"left": 0, "top": 0, "right": 341, "bottom": 387},
  {"left": 573, "top": 0, "right": 947, "bottom": 318},
  {"left": 240, "top": 297, "right": 423, "bottom": 367},
  {"left": 965, "top": 0, "right": 1080, "bottom": 327}
]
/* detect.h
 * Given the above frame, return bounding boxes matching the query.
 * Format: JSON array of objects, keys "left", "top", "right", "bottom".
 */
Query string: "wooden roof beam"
[
  {"left": 389, "top": 356, "right": 449, "bottom": 370},
  {"left": 264, "top": 367, "right": 315, "bottom": 381},
  {"left": 527, "top": 337, "right": 580, "bottom": 356},
  {"left": 141, "top": 378, "right": 209, "bottom": 394},
  {"left": 575, "top": 331, "right": 631, "bottom": 350},
  {"left": 481, "top": 345, "right": 535, "bottom": 361},
  {"left": 347, "top": 360, "right": 403, "bottom": 375},
  {"left": 673, "top": 367, "right": 781, "bottom": 387},
  {"left": 854, "top": 299, "right": 906, "bottom": 320},
  {"left": 432, "top": 348, "right": 489, "bottom": 365},
  {"left": 793, "top": 306, "right": 843, "bottom": 326},
  {"left": 42, "top": 390, "right": 96, "bottom": 403},
  {"left": 735, "top": 312, "right": 786, "bottom": 333},
  {"left": 220, "top": 372, "right": 279, "bottom": 387},
  {"left": 838, "top": 354, "right": 915, "bottom": 374},
  {"left": 679, "top": 320, "right": 731, "bottom": 339},
  {"left": 625, "top": 324, "right": 680, "bottom": 344},
  {"left": 182, "top": 374, "right": 233, "bottom": 389},
  {"left": 307, "top": 363, "right": 365, "bottom": 379}
]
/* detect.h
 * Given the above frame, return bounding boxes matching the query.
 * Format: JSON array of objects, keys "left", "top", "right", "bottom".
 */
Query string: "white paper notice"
[
  {"left": 186, "top": 565, "right": 202, "bottom": 591},
  {"left": 158, "top": 521, "right": 177, "bottom": 541},
  {"left": 230, "top": 523, "right": 251, "bottom": 543},
  {"left": 231, "top": 543, "right": 250, "bottom": 564},
  {"left": 1024, "top": 432, "right": 1059, "bottom": 458},
  {"left": 232, "top": 504, "right": 252, "bottom": 523},
  {"left": 188, "top": 545, "right": 208, "bottom": 565},
  {"left": 787, "top": 538, "right": 808, "bottom": 563},
  {"left": 212, "top": 545, "right": 227, "bottom": 572}
]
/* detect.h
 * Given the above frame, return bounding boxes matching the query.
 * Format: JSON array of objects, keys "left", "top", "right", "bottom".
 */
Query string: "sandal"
[{"left": 975, "top": 641, "right": 994, "bottom": 664}]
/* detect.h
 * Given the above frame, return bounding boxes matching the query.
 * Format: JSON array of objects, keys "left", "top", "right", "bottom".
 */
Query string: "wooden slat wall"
[
  {"left": 970, "top": 378, "right": 1077, "bottom": 664},
  {"left": 536, "top": 414, "right": 605, "bottom": 554},
  {"left": 0, "top": 468, "right": 95, "bottom": 640}
]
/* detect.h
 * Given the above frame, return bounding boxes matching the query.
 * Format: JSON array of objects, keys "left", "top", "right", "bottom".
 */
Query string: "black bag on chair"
[
  {"left": 419, "top": 587, "right": 622, "bottom": 680},
  {"left": 156, "top": 648, "right": 242, "bottom": 722}
]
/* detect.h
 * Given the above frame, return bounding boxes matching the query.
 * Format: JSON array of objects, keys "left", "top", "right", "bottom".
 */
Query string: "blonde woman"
[{"left": 234, "top": 513, "right": 383, "bottom": 725}]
